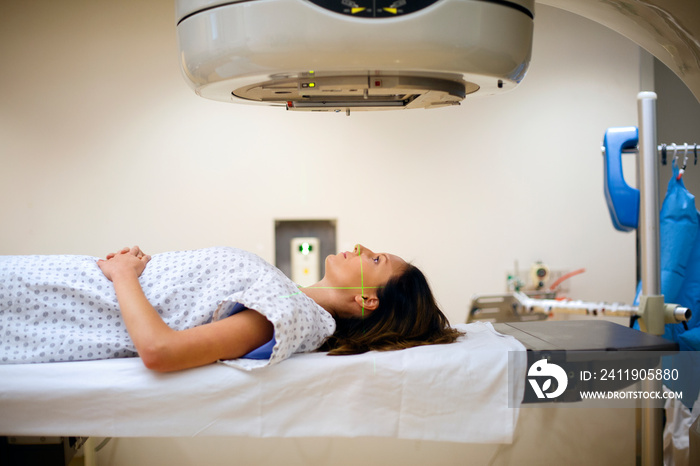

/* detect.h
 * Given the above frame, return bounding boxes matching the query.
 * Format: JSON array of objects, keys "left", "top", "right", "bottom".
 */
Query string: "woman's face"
[{"left": 323, "top": 244, "right": 406, "bottom": 292}]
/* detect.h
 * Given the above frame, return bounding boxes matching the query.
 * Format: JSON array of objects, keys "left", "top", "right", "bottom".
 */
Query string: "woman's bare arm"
[{"left": 98, "top": 247, "right": 274, "bottom": 372}]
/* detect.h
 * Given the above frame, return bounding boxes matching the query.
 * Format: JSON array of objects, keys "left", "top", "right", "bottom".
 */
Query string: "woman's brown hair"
[{"left": 321, "top": 264, "right": 463, "bottom": 355}]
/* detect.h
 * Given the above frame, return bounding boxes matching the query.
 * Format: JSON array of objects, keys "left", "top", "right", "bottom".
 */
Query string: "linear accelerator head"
[{"left": 175, "top": 0, "right": 535, "bottom": 112}]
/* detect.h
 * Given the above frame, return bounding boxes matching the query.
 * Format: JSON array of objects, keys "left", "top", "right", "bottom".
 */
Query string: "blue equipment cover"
[
  {"left": 661, "top": 163, "right": 700, "bottom": 350},
  {"left": 632, "top": 162, "right": 700, "bottom": 352}
]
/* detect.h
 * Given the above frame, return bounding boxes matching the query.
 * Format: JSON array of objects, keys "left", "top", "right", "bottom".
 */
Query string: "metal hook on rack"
[
  {"left": 677, "top": 143, "right": 688, "bottom": 181},
  {"left": 695, "top": 144, "right": 698, "bottom": 165},
  {"left": 661, "top": 144, "right": 667, "bottom": 165}
]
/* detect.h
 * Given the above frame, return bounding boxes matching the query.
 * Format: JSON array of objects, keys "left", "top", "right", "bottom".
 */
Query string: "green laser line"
[
  {"left": 278, "top": 286, "right": 383, "bottom": 299},
  {"left": 359, "top": 245, "right": 365, "bottom": 319},
  {"left": 301, "top": 286, "right": 382, "bottom": 289}
]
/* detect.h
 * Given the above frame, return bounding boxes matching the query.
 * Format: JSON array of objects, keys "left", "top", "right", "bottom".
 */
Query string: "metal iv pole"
[
  {"left": 637, "top": 91, "right": 663, "bottom": 466},
  {"left": 626, "top": 91, "right": 694, "bottom": 465}
]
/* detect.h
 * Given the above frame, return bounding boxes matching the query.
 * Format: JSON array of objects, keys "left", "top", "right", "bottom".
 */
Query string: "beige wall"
[{"left": 0, "top": 1, "right": 641, "bottom": 325}]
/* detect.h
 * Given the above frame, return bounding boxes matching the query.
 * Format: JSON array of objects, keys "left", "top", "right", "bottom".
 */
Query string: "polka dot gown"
[{"left": 0, "top": 247, "right": 336, "bottom": 370}]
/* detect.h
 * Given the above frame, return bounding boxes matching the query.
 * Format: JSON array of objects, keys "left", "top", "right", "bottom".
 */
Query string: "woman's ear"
[{"left": 354, "top": 295, "right": 379, "bottom": 312}]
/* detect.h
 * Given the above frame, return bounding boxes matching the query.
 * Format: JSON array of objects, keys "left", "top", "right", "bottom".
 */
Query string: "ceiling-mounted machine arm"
[{"left": 539, "top": 0, "right": 700, "bottom": 103}]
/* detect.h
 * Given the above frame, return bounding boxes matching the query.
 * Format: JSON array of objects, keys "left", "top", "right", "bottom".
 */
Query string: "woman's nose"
[{"left": 354, "top": 244, "right": 372, "bottom": 256}]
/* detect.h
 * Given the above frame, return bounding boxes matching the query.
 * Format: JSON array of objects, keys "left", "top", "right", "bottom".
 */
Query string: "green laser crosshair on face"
[{"left": 280, "top": 245, "right": 376, "bottom": 319}]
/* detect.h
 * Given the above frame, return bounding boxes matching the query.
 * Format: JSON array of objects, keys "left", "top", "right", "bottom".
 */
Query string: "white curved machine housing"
[{"left": 176, "top": 0, "right": 535, "bottom": 112}]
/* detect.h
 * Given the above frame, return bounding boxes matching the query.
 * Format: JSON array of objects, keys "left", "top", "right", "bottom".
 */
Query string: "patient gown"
[{"left": 0, "top": 247, "right": 336, "bottom": 370}]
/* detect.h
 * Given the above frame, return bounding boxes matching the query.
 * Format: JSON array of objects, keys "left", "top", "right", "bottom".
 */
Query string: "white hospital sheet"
[{"left": 0, "top": 322, "right": 526, "bottom": 444}]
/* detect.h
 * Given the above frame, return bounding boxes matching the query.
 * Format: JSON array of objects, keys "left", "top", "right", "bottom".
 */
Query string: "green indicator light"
[{"left": 299, "top": 242, "right": 312, "bottom": 255}]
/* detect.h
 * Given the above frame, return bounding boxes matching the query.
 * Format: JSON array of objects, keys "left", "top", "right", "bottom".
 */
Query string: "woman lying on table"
[{"left": 0, "top": 244, "right": 461, "bottom": 371}]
